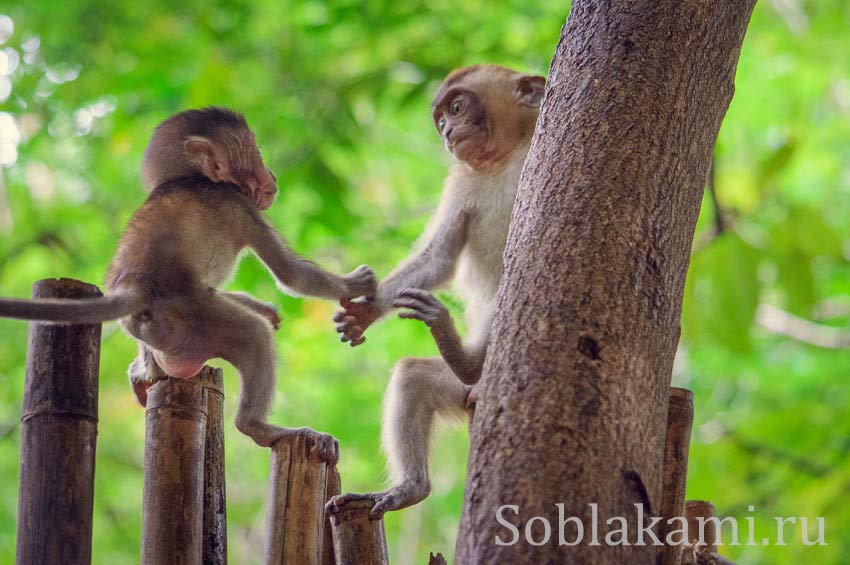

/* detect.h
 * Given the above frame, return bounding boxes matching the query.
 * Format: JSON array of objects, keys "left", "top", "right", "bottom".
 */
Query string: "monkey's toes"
[
  {"left": 370, "top": 496, "right": 395, "bottom": 520},
  {"left": 308, "top": 432, "right": 340, "bottom": 465},
  {"left": 131, "top": 380, "right": 150, "bottom": 408},
  {"left": 326, "top": 493, "right": 383, "bottom": 518}
]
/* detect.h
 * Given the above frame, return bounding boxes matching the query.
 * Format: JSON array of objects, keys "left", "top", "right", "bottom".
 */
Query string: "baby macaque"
[
  {"left": 329, "top": 65, "right": 545, "bottom": 515},
  {"left": 0, "top": 107, "right": 376, "bottom": 462}
]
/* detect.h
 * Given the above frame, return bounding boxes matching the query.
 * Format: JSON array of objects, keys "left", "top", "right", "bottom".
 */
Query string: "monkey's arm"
[
  {"left": 249, "top": 224, "right": 375, "bottom": 300},
  {"left": 334, "top": 207, "right": 469, "bottom": 346},
  {"left": 375, "top": 208, "right": 469, "bottom": 312},
  {"left": 393, "top": 288, "right": 485, "bottom": 385}
]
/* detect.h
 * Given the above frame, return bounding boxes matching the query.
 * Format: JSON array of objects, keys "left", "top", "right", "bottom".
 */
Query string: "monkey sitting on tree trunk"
[
  {"left": 328, "top": 65, "right": 545, "bottom": 517},
  {"left": 0, "top": 107, "right": 376, "bottom": 463}
]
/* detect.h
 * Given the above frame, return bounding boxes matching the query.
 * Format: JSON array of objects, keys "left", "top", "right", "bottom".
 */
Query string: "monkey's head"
[
  {"left": 142, "top": 107, "right": 279, "bottom": 210},
  {"left": 432, "top": 65, "right": 545, "bottom": 171}
]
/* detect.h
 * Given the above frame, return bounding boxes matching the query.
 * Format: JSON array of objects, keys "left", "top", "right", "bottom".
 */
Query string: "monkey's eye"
[
  {"left": 450, "top": 99, "right": 464, "bottom": 115},
  {"left": 438, "top": 116, "right": 447, "bottom": 130}
]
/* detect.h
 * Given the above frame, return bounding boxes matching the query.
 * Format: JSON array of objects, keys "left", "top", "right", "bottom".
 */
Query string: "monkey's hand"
[
  {"left": 334, "top": 296, "right": 382, "bottom": 347},
  {"left": 393, "top": 288, "right": 451, "bottom": 330},
  {"left": 341, "top": 265, "right": 377, "bottom": 299}
]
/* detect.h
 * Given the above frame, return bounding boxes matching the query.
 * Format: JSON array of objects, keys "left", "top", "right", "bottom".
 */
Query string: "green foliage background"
[{"left": 0, "top": 1, "right": 848, "bottom": 563}]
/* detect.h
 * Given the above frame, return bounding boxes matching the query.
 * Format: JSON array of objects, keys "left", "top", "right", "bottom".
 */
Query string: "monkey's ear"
[
  {"left": 514, "top": 75, "right": 546, "bottom": 108},
  {"left": 184, "top": 136, "right": 228, "bottom": 182}
]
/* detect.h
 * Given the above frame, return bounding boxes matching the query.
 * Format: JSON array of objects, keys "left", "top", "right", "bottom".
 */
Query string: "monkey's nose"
[{"left": 444, "top": 127, "right": 455, "bottom": 142}]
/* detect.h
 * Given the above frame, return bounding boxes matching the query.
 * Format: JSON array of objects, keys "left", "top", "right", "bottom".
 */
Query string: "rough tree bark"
[{"left": 455, "top": 1, "right": 755, "bottom": 563}]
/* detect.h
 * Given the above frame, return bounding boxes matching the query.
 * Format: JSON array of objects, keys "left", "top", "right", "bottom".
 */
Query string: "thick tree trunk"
[{"left": 455, "top": 1, "right": 755, "bottom": 563}]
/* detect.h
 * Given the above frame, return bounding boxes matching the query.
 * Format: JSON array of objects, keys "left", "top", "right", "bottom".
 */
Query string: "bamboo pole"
[
  {"left": 264, "top": 435, "right": 330, "bottom": 565},
  {"left": 660, "top": 387, "right": 695, "bottom": 564},
  {"left": 142, "top": 375, "right": 209, "bottom": 564},
  {"left": 329, "top": 500, "right": 389, "bottom": 565},
  {"left": 685, "top": 500, "right": 718, "bottom": 553},
  {"left": 16, "top": 278, "right": 102, "bottom": 565},
  {"left": 322, "top": 466, "right": 341, "bottom": 565},
  {"left": 200, "top": 368, "right": 227, "bottom": 565}
]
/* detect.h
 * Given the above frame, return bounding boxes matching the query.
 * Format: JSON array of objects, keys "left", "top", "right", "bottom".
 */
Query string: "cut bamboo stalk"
[
  {"left": 264, "top": 435, "right": 329, "bottom": 564},
  {"left": 16, "top": 278, "right": 102, "bottom": 565},
  {"left": 329, "top": 499, "right": 389, "bottom": 565},
  {"left": 142, "top": 376, "right": 208, "bottom": 564},
  {"left": 322, "top": 466, "right": 341, "bottom": 565},
  {"left": 200, "top": 367, "right": 227, "bottom": 565},
  {"left": 660, "top": 387, "right": 695, "bottom": 565}
]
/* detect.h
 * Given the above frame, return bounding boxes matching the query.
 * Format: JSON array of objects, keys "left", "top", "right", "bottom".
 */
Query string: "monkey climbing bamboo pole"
[
  {"left": 329, "top": 500, "right": 389, "bottom": 565},
  {"left": 264, "top": 435, "right": 337, "bottom": 564},
  {"left": 660, "top": 387, "right": 695, "bottom": 564},
  {"left": 16, "top": 278, "right": 102, "bottom": 565},
  {"left": 142, "top": 367, "right": 225, "bottom": 564}
]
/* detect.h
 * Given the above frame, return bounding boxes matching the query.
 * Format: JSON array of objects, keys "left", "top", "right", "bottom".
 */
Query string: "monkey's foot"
[
  {"left": 255, "top": 304, "right": 281, "bottom": 330},
  {"left": 326, "top": 482, "right": 431, "bottom": 520},
  {"left": 127, "top": 358, "right": 153, "bottom": 407},
  {"left": 238, "top": 421, "right": 339, "bottom": 464}
]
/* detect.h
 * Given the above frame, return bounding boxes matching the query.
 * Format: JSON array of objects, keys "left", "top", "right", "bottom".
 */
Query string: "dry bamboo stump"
[
  {"left": 16, "top": 278, "right": 102, "bottom": 565},
  {"left": 329, "top": 499, "right": 389, "bottom": 565},
  {"left": 141, "top": 367, "right": 226, "bottom": 565},
  {"left": 264, "top": 434, "right": 337, "bottom": 564}
]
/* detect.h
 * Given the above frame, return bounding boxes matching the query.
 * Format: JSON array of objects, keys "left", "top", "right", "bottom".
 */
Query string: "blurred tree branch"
[{"left": 756, "top": 303, "right": 850, "bottom": 349}]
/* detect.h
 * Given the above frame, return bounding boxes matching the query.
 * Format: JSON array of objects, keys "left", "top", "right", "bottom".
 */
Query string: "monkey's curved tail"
[{"left": 0, "top": 290, "right": 145, "bottom": 324}]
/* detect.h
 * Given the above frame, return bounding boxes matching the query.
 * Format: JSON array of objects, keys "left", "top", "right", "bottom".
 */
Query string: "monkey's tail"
[{"left": 0, "top": 290, "right": 145, "bottom": 324}]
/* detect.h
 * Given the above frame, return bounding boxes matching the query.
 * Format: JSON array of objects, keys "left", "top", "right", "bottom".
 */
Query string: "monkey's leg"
[
  {"left": 202, "top": 294, "right": 339, "bottom": 463},
  {"left": 328, "top": 357, "right": 469, "bottom": 519},
  {"left": 127, "top": 341, "right": 167, "bottom": 407},
  {"left": 221, "top": 291, "right": 281, "bottom": 330}
]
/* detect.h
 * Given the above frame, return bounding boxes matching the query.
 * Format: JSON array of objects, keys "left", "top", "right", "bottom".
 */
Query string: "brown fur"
[{"left": 0, "top": 109, "right": 376, "bottom": 462}]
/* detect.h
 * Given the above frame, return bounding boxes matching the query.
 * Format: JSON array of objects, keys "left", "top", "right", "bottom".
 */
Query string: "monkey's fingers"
[
  {"left": 349, "top": 335, "right": 366, "bottom": 347},
  {"left": 338, "top": 325, "right": 363, "bottom": 343},
  {"left": 398, "top": 310, "right": 429, "bottom": 323},
  {"left": 334, "top": 316, "right": 359, "bottom": 332},
  {"left": 392, "top": 297, "right": 432, "bottom": 312},
  {"left": 396, "top": 287, "right": 439, "bottom": 304},
  {"left": 325, "top": 492, "right": 375, "bottom": 513}
]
